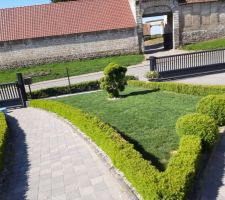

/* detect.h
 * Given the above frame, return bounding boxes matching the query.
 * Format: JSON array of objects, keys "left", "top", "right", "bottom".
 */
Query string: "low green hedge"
[
  {"left": 197, "top": 95, "right": 225, "bottom": 126},
  {"left": 0, "top": 113, "right": 8, "bottom": 171},
  {"left": 29, "top": 76, "right": 138, "bottom": 99},
  {"left": 30, "top": 100, "right": 202, "bottom": 200},
  {"left": 176, "top": 113, "right": 218, "bottom": 149},
  {"left": 29, "top": 80, "right": 100, "bottom": 99},
  {"left": 128, "top": 80, "right": 225, "bottom": 96}
]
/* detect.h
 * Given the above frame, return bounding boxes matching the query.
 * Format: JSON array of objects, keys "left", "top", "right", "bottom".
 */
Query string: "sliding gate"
[
  {"left": 149, "top": 48, "right": 225, "bottom": 79},
  {"left": 0, "top": 73, "right": 27, "bottom": 108}
]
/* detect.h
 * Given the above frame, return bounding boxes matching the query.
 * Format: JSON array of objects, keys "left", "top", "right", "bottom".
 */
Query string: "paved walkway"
[
  {"left": 173, "top": 72, "right": 225, "bottom": 85},
  {"left": 200, "top": 129, "right": 225, "bottom": 200},
  {"left": 27, "top": 49, "right": 190, "bottom": 91},
  {"left": 1, "top": 108, "right": 138, "bottom": 200}
]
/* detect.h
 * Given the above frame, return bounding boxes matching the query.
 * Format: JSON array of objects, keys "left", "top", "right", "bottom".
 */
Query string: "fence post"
[
  {"left": 16, "top": 73, "right": 27, "bottom": 107},
  {"left": 66, "top": 68, "right": 72, "bottom": 93},
  {"left": 149, "top": 56, "right": 156, "bottom": 71}
]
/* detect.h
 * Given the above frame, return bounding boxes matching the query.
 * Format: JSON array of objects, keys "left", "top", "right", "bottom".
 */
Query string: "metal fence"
[
  {"left": 149, "top": 48, "right": 225, "bottom": 78},
  {"left": 0, "top": 73, "right": 27, "bottom": 107},
  {"left": 0, "top": 82, "right": 20, "bottom": 101}
]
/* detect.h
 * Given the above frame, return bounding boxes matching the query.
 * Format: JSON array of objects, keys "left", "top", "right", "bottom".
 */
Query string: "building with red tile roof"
[{"left": 0, "top": 0, "right": 139, "bottom": 69}]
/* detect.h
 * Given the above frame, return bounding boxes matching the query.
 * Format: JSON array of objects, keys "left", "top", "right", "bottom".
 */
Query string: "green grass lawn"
[
  {"left": 182, "top": 37, "right": 225, "bottom": 50},
  {"left": 55, "top": 86, "right": 200, "bottom": 170},
  {"left": 0, "top": 54, "right": 144, "bottom": 84}
]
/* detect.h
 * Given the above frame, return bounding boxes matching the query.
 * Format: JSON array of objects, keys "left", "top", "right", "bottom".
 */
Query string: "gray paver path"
[
  {"left": 200, "top": 131, "right": 225, "bottom": 200},
  {"left": 1, "top": 108, "right": 138, "bottom": 200}
]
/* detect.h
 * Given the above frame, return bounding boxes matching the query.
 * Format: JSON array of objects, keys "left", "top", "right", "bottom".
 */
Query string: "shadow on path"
[
  {"left": 0, "top": 114, "right": 29, "bottom": 200},
  {"left": 200, "top": 133, "right": 225, "bottom": 200}
]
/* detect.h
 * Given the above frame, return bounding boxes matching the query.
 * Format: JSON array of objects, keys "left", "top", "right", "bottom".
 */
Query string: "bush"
[
  {"left": 28, "top": 80, "right": 100, "bottom": 99},
  {"left": 0, "top": 113, "right": 8, "bottom": 171},
  {"left": 128, "top": 80, "right": 225, "bottom": 96},
  {"left": 197, "top": 95, "right": 225, "bottom": 126},
  {"left": 100, "top": 62, "right": 127, "bottom": 98},
  {"left": 144, "top": 71, "right": 160, "bottom": 79},
  {"left": 30, "top": 100, "right": 202, "bottom": 200},
  {"left": 176, "top": 113, "right": 218, "bottom": 149}
]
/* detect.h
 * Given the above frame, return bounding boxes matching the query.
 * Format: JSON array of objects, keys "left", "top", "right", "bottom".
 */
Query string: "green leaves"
[
  {"left": 100, "top": 62, "right": 127, "bottom": 98},
  {"left": 0, "top": 113, "right": 8, "bottom": 171},
  {"left": 197, "top": 95, "right": 225, "bottom": 126},
  {"left": 176, "top": 113, "right": 218, "bottom": 149}
]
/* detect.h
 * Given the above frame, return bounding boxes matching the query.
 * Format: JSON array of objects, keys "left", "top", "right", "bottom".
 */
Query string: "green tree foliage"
[{"left": 100, "top": 62, "right": 127, "bottom": 98}]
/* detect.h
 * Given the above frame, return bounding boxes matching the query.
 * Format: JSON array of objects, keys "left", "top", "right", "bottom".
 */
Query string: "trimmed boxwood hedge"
[
  {"left": 29, "top": 76, "right": 137, "bottom": 99},
  {"left": 29, "top": 80, "right": 100, "bottom": 99},
  {"left": 128, "top": 80, "right": 225, "bottom": 96},
  {"left": 30, "top": 100, "right": 202, "bottom": 200},
  {"left": 197, "top": 95, "right": 225, "bottom": 126},
  {"left": 176, "top": 113, "right": 218, "bottom": 149},
  {"left": 0, "top": 113, "right": 8, "bottom": 171}
]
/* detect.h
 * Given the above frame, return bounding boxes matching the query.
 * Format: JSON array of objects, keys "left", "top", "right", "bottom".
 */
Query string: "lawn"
[
  {"left": 55, "top": 86, "right": 200, "bottom": 170},
  {"left": 0, "top": 54, "right": 144, "bottom": 84},
  {"left": 182, "top": 37, "right": 225, "bottom": 50}
]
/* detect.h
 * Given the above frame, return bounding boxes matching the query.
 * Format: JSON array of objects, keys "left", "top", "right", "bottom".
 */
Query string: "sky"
[
  {"left": 0, "top": 0, "right": 50, "bottom": 8},
  {"left": 143, "top": 16, "right": 165, "bottom": 35}
]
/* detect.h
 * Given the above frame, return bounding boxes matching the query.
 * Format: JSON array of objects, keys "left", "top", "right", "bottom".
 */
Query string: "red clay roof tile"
[{"left": 0, "top": 0, "right": 136, "bottom": 42}]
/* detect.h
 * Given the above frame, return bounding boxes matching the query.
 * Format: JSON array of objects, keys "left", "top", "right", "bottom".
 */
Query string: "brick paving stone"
[{"left": 0, "top": 108, "right": 138, "bottom": 200}]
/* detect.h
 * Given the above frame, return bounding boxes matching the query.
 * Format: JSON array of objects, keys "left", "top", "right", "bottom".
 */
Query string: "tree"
[{"left": 100, "top": 62, "right": 127, "bottom": 98}]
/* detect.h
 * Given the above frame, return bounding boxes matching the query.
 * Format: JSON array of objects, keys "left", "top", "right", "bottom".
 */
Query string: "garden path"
[
  {"left": 0, "top": 108, "right": 138, "bottom": 200},
  {"left": 200, "top": 129, "right": 225, "bottom": 200}
]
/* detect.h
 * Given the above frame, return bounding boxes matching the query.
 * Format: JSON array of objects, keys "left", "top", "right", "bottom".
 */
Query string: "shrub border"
[
  {"left": 128, "top": 80, "right": 225, "bottom": 96},
  {"left": 30, "top": 100, "right": 202, "bottom": 200},
  {"left": 0, "top": 112, "right": 8, "bottom": 171}
]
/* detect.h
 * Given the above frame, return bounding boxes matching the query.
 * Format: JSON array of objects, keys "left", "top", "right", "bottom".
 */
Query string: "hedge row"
[
  {"left": 128, "top": 80, "right": 225, "bottom": 96},
  {"left": 30, "top": 100, "right": 202, "bottom": 200},
  {"left": 29, "top": 80, "right": 100, "bottom": 99},
  {"left": 29, "top": 76, "right": 137, "bottom": 99},
  {"left": 0, "top": 113, "right": 8, "bottom": 171},
  {"left": 197, "top": 95, "right": 225, "bottom": 126}
]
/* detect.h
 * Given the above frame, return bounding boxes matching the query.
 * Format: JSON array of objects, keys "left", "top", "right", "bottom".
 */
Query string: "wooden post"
[
  {"left": 16, "top": 73, "right": 27, "bottom": 107},
  {"left": 149, "top": 56, "right": 156, "bottom": 71},
  {"left": 66, "top": 68, "right": 72, "bottom": 93}
]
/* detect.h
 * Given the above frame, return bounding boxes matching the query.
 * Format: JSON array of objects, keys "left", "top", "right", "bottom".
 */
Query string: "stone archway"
[{"left": 136, "top": 0, "right": 181, "bottom": 52}]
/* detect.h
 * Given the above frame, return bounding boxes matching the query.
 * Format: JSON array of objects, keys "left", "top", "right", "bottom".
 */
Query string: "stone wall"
[
  {"left": 0, "top": 28, "right": 139, "bottom": 69},
  {"left": 180, "top": 1, "right": 225, "bottom": 44}
]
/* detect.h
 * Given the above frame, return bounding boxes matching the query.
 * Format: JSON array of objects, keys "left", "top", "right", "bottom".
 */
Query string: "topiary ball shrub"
[
  {"left": 100, "top": 62, "right": 127, "bottom": 98},
  {"left": 176, "top": 113, "right": 218, "bottom": 149},
  {"left": 197, "top": 95, "right": 225, "bottom": 126}
]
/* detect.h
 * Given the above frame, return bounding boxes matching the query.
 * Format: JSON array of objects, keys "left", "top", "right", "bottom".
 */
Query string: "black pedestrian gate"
[{"left": 0, "top": 73, "right": 27, "bottom": 108}]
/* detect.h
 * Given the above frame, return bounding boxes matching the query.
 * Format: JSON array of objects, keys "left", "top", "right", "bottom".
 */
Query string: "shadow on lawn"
[
  {"left": 110, "top": 125, "right": 165, "bottom": 171},
  {"left": 121, "top": 89, "right": 159, "bottom": 98},
  {"left": 0, "top": 114, "right": 29, "bottom": 200}
]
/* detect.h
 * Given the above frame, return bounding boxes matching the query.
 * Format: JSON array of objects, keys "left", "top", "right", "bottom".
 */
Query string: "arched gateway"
[{"left": 136, "top": 0, "right": 181, "bottom": 51}]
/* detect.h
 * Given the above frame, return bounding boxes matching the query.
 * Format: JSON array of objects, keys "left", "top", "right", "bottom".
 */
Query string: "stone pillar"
[
  {"left": 173, "top": 6, "right": 181, "bottom": 49},
  {"left": 136, "top": 0, "right": 144, "bottom": 53}
]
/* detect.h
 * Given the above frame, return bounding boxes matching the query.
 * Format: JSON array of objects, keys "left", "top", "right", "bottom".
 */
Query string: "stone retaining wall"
[{"left": 0, "top": 28, "right": 139, "bottom": 69}]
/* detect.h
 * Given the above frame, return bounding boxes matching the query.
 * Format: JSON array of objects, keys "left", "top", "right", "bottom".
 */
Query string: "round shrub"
[
  {"left": 176, "top": 113, "right": 218, "bottom": 149},
  {"left": 197, "top": 95, "right": 225, "bottom": 126},
  {"left": 100, "top": 62, "right": 127, "bottom": 98}
]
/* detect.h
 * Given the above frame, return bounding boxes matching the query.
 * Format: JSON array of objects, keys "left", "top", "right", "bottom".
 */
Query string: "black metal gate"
[
  {"left": 149, "top": 48, "right": 225, "bottom": 79},
  {"left": 0, "top": 73, "right": 27, "bottom": 108}
]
